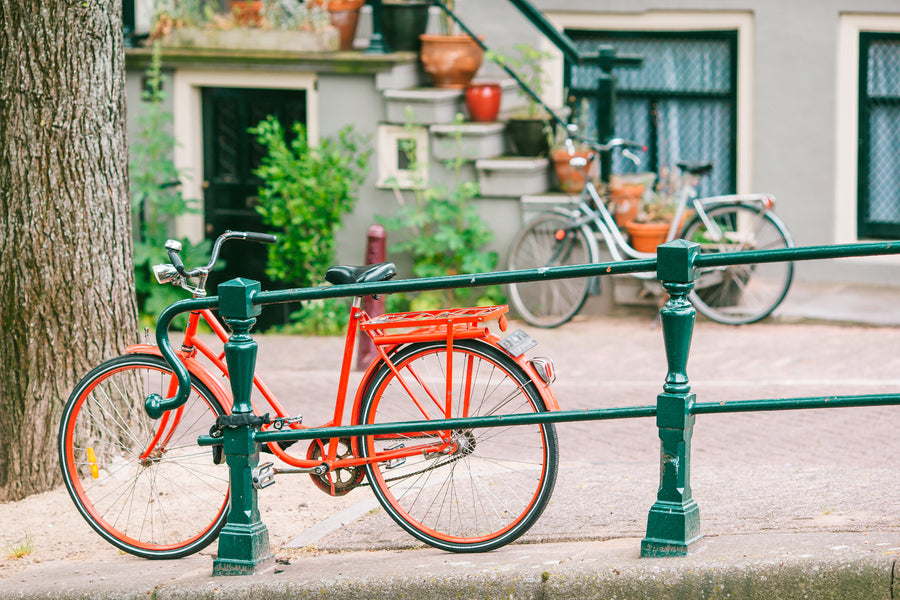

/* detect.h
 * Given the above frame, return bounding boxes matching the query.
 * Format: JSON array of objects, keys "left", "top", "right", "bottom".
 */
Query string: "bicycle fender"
[
  {"left": 694, "top": 194, "right": 774, "bottom": 210},
  {"left": 483, "top": 333, "right": 560, "bottom": 412},
  {"left": 126, "top": 344, "right": 234, "bottom": 411}
]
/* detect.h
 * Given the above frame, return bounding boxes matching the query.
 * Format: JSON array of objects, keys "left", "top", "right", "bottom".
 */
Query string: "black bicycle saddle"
[
  {"left": 676, "top": 161, "right": 714, "bottom": 176},
  {"left": 325, "top": 262, "right": 397, "bottom": 286}
]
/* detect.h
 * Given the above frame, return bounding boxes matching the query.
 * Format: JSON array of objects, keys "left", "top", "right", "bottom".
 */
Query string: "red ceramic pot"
[{"left": 465, "top": 82, "right": 502, "bottom": 122}]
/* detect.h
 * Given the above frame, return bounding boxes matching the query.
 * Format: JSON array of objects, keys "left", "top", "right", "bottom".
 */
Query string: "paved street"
[
  {"left": 243, "top": 309, "right": 900, "bottom": 553},
  {"left": 2, "top": 280, "right": 900, "bottom": 599}
]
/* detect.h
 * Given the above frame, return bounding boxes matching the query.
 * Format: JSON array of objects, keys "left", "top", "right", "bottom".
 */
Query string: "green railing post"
[
  {"left": 641, "top": 240, "right": 702, "bottom": 557},
  {"left": 212, "top": 278, "right": 273, "bottom": 576}
]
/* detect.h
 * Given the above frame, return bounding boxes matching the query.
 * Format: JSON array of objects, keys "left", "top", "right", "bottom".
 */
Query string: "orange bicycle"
[{"left": 58, "top": 231, "right": 560, "bottom": 559}]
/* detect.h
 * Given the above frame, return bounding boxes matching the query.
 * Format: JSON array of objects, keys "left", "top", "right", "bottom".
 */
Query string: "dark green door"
[{"left": 201, "top": 87, "right": 307, "bottom": 328}]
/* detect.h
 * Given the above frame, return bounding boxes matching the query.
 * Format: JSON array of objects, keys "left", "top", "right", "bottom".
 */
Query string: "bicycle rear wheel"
[
  {"left": 358, "top": 339, "right": 559, "bottom": 552},
  {"left": 58, "top": 354, "right": 229, "bottom": 559},
  {"left": 507, "top": 212, "right": 592, "bottom": 327},
  {"left": 681, "top": 203, "right": 793, "bottom": 324}
]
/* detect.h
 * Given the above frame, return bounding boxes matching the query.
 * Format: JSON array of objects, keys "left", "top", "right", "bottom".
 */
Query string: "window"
[
  {"left": 563, "top": 30, "right": 738, "bottom": 197},
  {"left": 858, "top": 32, "right": 900, "bottom": 239}
]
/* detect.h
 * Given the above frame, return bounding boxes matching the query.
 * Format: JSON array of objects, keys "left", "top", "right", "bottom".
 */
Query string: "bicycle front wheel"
[
  {"left": 507, "top": 213, "right": 592, "bottom": 327},
  {"left": 58, "top": 354, "right": 229, "bottom": 559},
  {"left": 681, "top": 203, "right": 794, "bottom": 325},
  {"left": 358, "top": 339, "right": 559, "bottom": 552}
]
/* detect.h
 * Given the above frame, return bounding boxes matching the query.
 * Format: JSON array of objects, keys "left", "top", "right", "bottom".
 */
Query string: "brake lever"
[{"left": 622, "top": 148, "right": 641, "bottom": 167}]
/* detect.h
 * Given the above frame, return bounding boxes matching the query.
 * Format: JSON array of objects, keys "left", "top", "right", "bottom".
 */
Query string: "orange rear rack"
[{"left": 361, "top": 306, "right": 508, "bottom": 346}]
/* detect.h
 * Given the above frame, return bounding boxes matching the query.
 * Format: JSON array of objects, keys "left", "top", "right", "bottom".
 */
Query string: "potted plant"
[
  {"left": 327, "top": 0, "right": 364, "bottom": 50},
  {"left": 464, "top": 80, "right": 502, "bottom": 122},
  {"left": 382, "top": 0, "right": 431, "bottom": 52},
  {"left": 229, "top": 1, "right": 264, "bottom": 26},
  {"left": 609, "top": 172, "right": 655, "bottom": 227},
  {"left": 419, "top": 1, "right": 485, "bottom": 89},
  {"left": 624, "top": 166, "right": 680, "bottom": 252},
  {"left": 488, "top": 43, "right": 553, "bottom": 156},
  {"left": 548, "top": 100, "right": 596, "bottom": 193}
]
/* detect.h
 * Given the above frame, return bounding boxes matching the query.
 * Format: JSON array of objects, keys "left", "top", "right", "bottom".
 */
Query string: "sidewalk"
[{"left": 1, "top": 280, "right": 899, "bottom": 599}]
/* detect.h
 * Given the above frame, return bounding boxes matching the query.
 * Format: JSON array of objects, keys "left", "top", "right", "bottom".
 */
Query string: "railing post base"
[
  {"left": 213, "top": 522, "right": 273, "bottom": 576},
  {"left": 212, "top": 278, "right": 273, "bottom": 576},
  {"left": 641, "top": 499, "right": 702, "bottom": 557}
]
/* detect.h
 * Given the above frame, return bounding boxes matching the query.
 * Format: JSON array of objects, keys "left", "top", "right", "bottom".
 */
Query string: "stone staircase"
[
  {"left": 377, "top": 76, "right": 652, "bottom": 312},
  {"left": 379, "top": 79, "right": 576, "bottom": 238}
]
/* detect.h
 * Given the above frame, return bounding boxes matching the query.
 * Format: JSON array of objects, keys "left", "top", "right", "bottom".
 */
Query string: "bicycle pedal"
[
  {"left": 384, "top": 443, "right": 406, "bottom": 470},
  {"left": 252, "top": 462, "right": 276, "bottom": 489}
]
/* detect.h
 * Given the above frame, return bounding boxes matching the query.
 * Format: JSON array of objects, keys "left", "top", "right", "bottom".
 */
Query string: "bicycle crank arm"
[{"left": 273, "top": 464, "right": 328, "bottom": 476}]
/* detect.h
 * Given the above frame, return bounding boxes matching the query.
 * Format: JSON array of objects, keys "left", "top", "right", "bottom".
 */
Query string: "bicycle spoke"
[
  {"left": 60, "top": 356, "right": 229, "bottom": 558},
  {"left": 361, "top": 340, "right": 558, "bottom": 551}
]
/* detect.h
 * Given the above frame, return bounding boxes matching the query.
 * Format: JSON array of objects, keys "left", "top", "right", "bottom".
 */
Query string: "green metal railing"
[{"left": 146, "top": 239, "right": 900, "bottom": 574}]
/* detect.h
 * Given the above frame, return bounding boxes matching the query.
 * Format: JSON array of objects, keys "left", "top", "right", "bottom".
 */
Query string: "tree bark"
[{"left": 0, "top": 0, "right": 138, "bottom": 501}]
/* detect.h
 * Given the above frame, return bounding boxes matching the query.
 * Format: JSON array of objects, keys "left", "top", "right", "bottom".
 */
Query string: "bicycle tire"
[
  {"left": 58, "top": 354, "right": 229, "bottom": 559},
  {"left": 680, "top": 203, "right": 794, "bottom": 325},
  {"left": 507, "top": 212, "right": 592, "bottom": 327},
  {"left": 358, "top": 339, "right": 559, "bottom": 552}
]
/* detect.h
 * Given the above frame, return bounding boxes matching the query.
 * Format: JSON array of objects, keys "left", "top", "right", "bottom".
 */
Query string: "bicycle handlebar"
[
  {"left": 583, "top": 137, "right": 646, "bottom": 154},
  {"left": 168, "top": 230, "right": 277, "bottom": 278},
  {"left": 145, "top": 230, "right": 277, "bottom": 420}
]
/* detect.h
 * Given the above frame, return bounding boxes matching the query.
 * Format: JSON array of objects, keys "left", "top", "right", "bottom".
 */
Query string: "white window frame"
[
  {"left": 170, "top": 69, "right": 319, "bottom": 243},
  {"left": 835, "top": 14, "right": 900, "bottom": 266},
  {"left": 376, "top": 123, "right": 430, "bottom": 189},
  {"left": 542, "top": 10, "right": 754, "bottom": 195}
]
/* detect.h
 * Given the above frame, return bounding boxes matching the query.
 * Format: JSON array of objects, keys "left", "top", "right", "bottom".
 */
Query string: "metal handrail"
[
  {"left": 156, "top": 238, "right": 900, "bottom": 570},
  {"left": 146, "top": 240, "right": 900, "bottom": 419}
]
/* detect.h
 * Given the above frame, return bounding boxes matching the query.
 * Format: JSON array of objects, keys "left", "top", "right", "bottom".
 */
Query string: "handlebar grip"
[
  {"left": 244, "top": 232, "right": 277, "bottom": 244},
  {"left": 167, "top": 249, "right": 188, "bottom": 277}
]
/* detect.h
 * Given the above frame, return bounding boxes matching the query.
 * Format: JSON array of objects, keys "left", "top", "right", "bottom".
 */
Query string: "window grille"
[
  {"left": 564, "top": 30, "right": 738, "bottom": 197},
  {"left": 859, "top": 32, "right": 900, "bottom": 239}
]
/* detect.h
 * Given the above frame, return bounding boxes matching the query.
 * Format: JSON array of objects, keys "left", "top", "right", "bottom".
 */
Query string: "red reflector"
[{"left": 554, "top": 230, "right": 566, "bottom": 241}]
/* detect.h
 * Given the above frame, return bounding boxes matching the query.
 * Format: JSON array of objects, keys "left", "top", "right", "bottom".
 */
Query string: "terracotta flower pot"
[
  {"left": 465, "top": 82, "right": 502, "bottom": 122},
  {"left": 328, "top": 0, "right": 364, "bottom": 50},
  {"left": 609, "top": 183, "right": 646, "bottom": 227},
  {"left": 625, "top": 221, "right": 671, "bottom": 253},
  {"left": 551, "top": 148, "right": 595, "bottom": 193},
  {"left": 419, "top": 34, "right": 485, "bottom": 89},
  {"left": 229, "top": 1, "right": 263, "bottom": 27}
]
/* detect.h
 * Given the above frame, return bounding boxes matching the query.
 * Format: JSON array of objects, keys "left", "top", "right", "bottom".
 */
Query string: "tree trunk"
[{"left": 0, "top": 0, "right": 138, "bottom": 501}]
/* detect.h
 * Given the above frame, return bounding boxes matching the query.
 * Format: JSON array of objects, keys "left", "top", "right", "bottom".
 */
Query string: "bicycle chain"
[{"left": 359, "top": 454, "right": 463, "bottom": 487}]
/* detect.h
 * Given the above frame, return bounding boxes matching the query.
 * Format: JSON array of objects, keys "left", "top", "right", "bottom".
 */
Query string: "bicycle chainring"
[{"left": 306, "top": 438, "right": 364, "bottom": 496}]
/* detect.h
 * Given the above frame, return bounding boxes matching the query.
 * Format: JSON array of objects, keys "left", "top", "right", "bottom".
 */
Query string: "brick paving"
[{"left": 241, "top": 309, "right": 900, "bottom": 552}]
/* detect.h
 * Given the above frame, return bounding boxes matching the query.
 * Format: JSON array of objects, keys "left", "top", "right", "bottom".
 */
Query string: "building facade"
[{"left": 126, "top": 0, "right": 900, "bottom": 298}]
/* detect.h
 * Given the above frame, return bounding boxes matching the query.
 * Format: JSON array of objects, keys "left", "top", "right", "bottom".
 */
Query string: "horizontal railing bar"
[
  {"left": 692, "top": 393, "right": 900, "bottom": 415},
  {"left": 198, "top": 405, "right": 659, "bottom": 446},
  {"left": 162, "top": 241, "right": 900, "bottom": 313},
  {"left": 197, "top": 393, "right": 900, "bottom": 446},
  {"left": 254, "top": 258, "right": 657, "bottom": 306},
  {"left": 694, "top": 240, "right": 900, "bottom": 268},
  {"left": 255, "top": 241, "right": 900, "bottom": 307}
]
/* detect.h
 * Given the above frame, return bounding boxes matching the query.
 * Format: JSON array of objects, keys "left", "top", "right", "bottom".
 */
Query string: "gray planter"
[
  {"left": 475, "top": 157, "right": 550, "bottom": 197},
  {"left": 430, "top": 122, "right": 506, "bottom": 162}
]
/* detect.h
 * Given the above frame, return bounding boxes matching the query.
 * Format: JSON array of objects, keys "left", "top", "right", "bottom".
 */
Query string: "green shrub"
[
  {"left": 130, "top": 41, "right": 210, "bottom": 326},
  {"left": 378, "top": 114, "right": 503, "bottom": 311},
  {"left": 250, "top": 116, "right": 370, "bottom": 333}
]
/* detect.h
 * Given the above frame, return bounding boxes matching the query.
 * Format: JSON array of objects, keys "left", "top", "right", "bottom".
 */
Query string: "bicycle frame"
[
  {"left": 562, "top": 169, "right": 777, "bottom": 267},
  {"left": 129, "top": 297, "right": 559, "bottom": 479}
]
